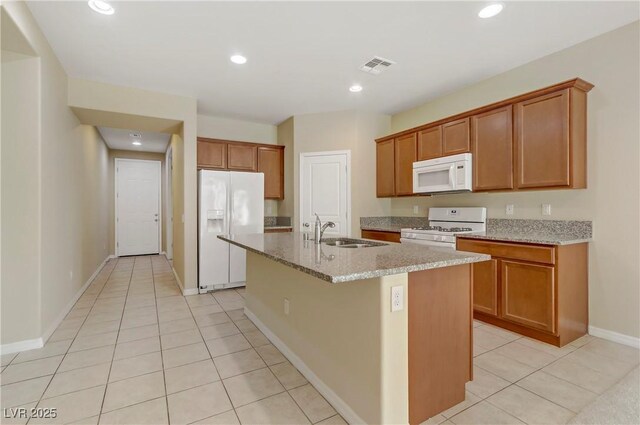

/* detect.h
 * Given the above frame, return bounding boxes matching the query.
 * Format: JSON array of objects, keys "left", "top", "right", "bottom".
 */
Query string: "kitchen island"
[{"left": 218, "top": 233, "right": 489, "bottom": 425}]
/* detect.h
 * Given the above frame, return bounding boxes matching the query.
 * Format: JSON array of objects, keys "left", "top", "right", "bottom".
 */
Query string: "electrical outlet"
[
  {"left": 542, "top": 204, "right": 551, "bottom": 216},
  {"left": 267, "top": 204, "right": 272, "bottom": 215},
  {"left": 391, "top": 286, "right": 404, "bottom": 312},
  {"left": 283, "top": 298, "right": 290, "bottom": 316},
  {"left": 413, "top": 205, "right": 419, "bottom": 215},
  {"left": 506, "top": 204, "right": 515, "bottom": 215}
]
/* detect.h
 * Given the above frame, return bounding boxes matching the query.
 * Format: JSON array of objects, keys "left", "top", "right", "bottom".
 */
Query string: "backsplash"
[
  {"left": 360, "top": 216, "right": 428, "bottom": 231},
  {"left": 265, "top": 216, "right": 292, "bottom": 227},
  {"left": 487, "top": 218, "right": 593, "bottom": 239}
]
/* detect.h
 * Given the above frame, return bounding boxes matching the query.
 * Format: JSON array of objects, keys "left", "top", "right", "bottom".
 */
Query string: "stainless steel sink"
[{"left": 322, "top": 238, "right": 388, "bottom": 248}]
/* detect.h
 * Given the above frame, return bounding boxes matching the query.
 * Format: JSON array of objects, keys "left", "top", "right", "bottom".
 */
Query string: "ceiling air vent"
[{"left": 359, "top": 56, "right": 395, "bottom": 75}]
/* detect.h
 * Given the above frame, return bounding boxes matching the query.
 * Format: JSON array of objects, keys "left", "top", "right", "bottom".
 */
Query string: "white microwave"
[{"left": 413, "top": 153, "right": 472, "bottom": 194}]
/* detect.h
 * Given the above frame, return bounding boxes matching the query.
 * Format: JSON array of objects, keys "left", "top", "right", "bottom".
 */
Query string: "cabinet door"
[
  {"left": 417, "top": 126, "right": 442, "bottom": 160},
  {"left": 257, "top": 146, "right": 284, "bottom": 199},
  {"left": 472, "top": 106, "right": 514, "bottom": 191},
  {"left": 394, "top": 133, "right": 417, "bottom": 195},
  {"left": 501, "top": 260, "right": 556, "bottom": 333},
  {"left": 227, "top": 144, "right": 257, "bottom": 171},
  {"left": 515, "top": 89, "right": 570, "bottom": 188},
  {"left": 473, "top": 259, "right": 498, "bottom": 317},
  {"left": 442, "top": 118, "right": 470, "bottom": 155},
  {"left": 376, "top": 139, "right": 395, "bottom": 197},
  {"left": 197, "top": 140, "right": 227, "bottom": 169}
]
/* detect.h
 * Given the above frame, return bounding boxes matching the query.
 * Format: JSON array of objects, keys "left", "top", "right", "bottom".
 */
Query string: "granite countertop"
[
  {"left": 218, "top": 232, "right": 489, "bottom": 283},
  {"left": 457, "top": 219, "right": 592, "bottom": 245},
  {"left": 360, "top": 225, "right": 404, "bottom": 233},
  {"left": 264, "top": 225, "right": 293, "bottom": 230}
]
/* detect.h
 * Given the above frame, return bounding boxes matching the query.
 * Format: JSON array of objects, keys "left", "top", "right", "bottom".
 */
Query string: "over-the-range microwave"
[{"left": 413, "top": 153, "right": 472, "bottom": 194}]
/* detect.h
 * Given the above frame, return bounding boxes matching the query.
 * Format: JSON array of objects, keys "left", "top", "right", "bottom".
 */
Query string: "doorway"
[
  {"left": 165, "top": 146, "right": 173, "bottom": 261},
  {"left": 115, "top": 158, "right": 162, "bottom": 256},
  {"left": 299, "top": 150, "right": 351, "bottom": 236}
]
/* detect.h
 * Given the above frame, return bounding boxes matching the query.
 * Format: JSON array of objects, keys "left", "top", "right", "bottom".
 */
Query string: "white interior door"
[
  {"left": 116, "top": 159, "right": 161, "bottom": 256},
  {"left": 300, "top": 151, "right": 350, "bottom": 236}
]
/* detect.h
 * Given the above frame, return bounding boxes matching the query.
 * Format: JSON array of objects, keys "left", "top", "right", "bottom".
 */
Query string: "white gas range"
[{"left": 400, "top": 207, "right": 487, "bottom": 249}]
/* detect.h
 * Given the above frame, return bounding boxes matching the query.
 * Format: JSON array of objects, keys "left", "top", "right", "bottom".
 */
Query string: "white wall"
[{"left": 389, "top": 22, "right": 640, "bottom": 340}]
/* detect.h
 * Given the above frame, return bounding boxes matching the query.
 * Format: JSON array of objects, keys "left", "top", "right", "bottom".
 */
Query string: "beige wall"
[
  {"left": 108, "top": 150, "right": 166, "bottom": 255},
  {"left": 1, "top": 47, "right": 41, "bottom": 344},
  {"left": 170, "top": 133, "right": 186, "bottom": 289},
  {"left": 292, "top": 110, "right": 391, "bottom": 235},
  {"left": 389, "top": 22, "right": 640, "bottom": 339},
  {"left": 277, "top": 117, "right": 295, "bottom": 218},
  {"left": 67, "top": 78, "right": 198, "bottom": 291},
  {"left": 197, "top": 114, "right": 277, "bottom": 145},
  {"left": 246, "top": 252, "right": 408, "bottom": 424},
  {"left": 1, "top": 3, "right": 111, "bottom": 346}
]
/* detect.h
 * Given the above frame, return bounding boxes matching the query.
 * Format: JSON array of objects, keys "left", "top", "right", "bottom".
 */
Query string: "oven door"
[
  {"left": 400, "top": 238, "right": 455, "bottom": 249},
  {"left": 413, "top": 162, "right": 456, "bottom": 193}
]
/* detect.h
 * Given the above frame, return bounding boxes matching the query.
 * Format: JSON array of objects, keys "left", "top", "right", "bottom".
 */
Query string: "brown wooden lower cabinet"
[
  {"left": 264, "top": 227, "right": 292, "bottom": 233},
  {"left": 361, "top": 229, "right": 401, "bottom": 243},
  {"left": 458, "top": 237, "right": 588, "bottom": 346}
]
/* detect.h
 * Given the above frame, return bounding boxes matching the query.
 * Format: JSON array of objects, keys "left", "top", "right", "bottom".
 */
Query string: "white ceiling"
[
  {"left": 28, "top": 1, "right": 639, "bottom": 124},
  {"left": 98, "top": 127, "right": 171, "bottom": 153}
]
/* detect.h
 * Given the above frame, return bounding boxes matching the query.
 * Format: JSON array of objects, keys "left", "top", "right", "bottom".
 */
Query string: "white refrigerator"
[{"left": 198, "top": 170, "right": 264, "bottom": 293}]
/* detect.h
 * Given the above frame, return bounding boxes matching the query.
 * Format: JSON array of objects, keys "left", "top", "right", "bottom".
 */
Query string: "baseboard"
[
  {"left": 589, "top": 326, "right": 640, "bottom": 349},
  {"left": 170, "top": 266, "right": 198, "bottom": 296},
  {"left": 1, "top": 255, "right": 112, "bottom": 355},
  {"left": 0, "top": 338, "right": 44, "bottom": 355},
  {"left": 245, "top": 307, "right": 365, "bottom": 425},
  {"left": 42, "top": 255, "right": 112, "bottom": 344}
]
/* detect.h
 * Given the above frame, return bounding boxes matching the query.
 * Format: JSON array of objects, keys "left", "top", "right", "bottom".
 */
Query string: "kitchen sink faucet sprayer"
[{"left": 314, "top": 213, "right": 335, "bottom": 243}]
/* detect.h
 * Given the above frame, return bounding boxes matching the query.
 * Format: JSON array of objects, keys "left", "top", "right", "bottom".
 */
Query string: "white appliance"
[
  {"left": 400, "top": 207, "right": 486, "bottom": 249},
  {"left": 198, "top": 170, "right": 264, "bottom": 293},
  {"left": 413, "top": 153, "right": 472, "bottom": 194}
]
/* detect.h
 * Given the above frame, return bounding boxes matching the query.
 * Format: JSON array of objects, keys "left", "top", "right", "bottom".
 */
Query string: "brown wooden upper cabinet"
[
  {"left": 442, "top": 117, "right": 470, "bottom": 155},
  {"left": 197, "top": 138, "right": 286, "bottom": 200},
  {"left": 376, "top": 78, "right": 593, "bottom": 198},
  {"left": 417, "top": 126, "right": 442, "bottom": 160},
  {"left": 257, "top": 146, "right": 284, "bottom": 200},
  {"left": 227, "top": 143, "right": 257, "bottom": 171},
  {"left": 515, "top": 88, "right": 587, "bottom": 189},
  {"left": 376, "top": 138, "right": 396, "bottom": 197},
  {"left": 472, "top": 106, "right": 514, "bottom": 191},
  {"left": 395, "top": 133, "right": 417, "bottom": 195},
  {"left": 197, "top": 139, "right": 227, "bottom": 169}
]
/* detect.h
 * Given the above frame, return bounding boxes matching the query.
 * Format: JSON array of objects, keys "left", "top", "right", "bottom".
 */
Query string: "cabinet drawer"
[
  {"left": 361, "top": 230, "right": 401, "bottom": 243},
  {"left": 457, "top": 238, "right": 555, "bottom": 265}
]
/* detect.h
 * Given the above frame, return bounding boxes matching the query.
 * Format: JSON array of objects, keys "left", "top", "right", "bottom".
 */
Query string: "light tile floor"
[{"left": 0, "top": 255, "right": 638, "bottom": 425}]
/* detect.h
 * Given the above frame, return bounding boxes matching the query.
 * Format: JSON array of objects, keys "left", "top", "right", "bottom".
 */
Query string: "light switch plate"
[
  {"left": 283, "top": 298, "right": 290, "bottom": 315},
  {"left": 506, "top": 204, "right": 515, "bottom": 215},
  {"left": 542, "top": 204, "right": 552, "bottom": 216},
  {"left": 413, "top": 205, "right": 419, "bottom": 215}
]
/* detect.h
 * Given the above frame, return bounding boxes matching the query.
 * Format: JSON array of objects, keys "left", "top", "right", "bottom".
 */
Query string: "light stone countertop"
[
  {"left": 264, "top": 225, "right": 293, "bottom": 230},
  {"left": 218, "top": 232, "right": 489, "bottom": 283},
  {"left": 456, "top": 231, "right": 591, "bottom": 245}
]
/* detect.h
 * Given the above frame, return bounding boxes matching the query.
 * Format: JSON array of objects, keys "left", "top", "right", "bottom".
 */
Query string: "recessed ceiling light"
[
  {"left": 349, "top": 85, "right": 363, "bottom": 93},
  {"left": 478, "top": 3, "right": 504, "bottom": 18},
  {"left": 88, "top": 0, "right": 115, "bottom": 15},
  {"left": 132, "top": 141, "right": 142, "bottom": 146},
  {"left": 230, "top": 55, "right": 247, "bottom": 65}
]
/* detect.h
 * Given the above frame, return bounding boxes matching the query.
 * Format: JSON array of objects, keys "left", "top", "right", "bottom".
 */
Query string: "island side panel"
[
  {"left": 244, "top": 252, "right": 409, "bottom": 425},
  {"left": 408, "top": 264, "right": 472, "bottom": 424}
]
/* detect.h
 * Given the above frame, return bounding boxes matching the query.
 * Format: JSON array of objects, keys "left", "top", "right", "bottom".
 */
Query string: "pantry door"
[
  {"left": 300, "top": 150, "right": 351, "bottom": 237},
  {"left": 116, "top": 159, "right": 161, "bottom": 256}
]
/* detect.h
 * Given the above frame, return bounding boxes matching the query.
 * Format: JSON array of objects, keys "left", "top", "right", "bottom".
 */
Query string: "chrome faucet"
[{"left": 314, "top": 213, "right": 335, "bottom": 243}]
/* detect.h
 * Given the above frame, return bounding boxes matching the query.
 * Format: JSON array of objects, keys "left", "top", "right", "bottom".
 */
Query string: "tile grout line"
[
  {"left": 96, "top": 256, "right": 136, "bottom": 424},
  {"left": 150, "top": 255, "right": 173, "bottom": 425},
  {"left": 26, "top": 258, "right": 119, "bottom": 423}
]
